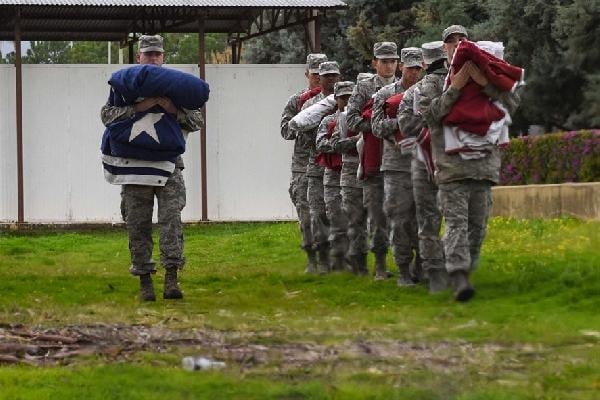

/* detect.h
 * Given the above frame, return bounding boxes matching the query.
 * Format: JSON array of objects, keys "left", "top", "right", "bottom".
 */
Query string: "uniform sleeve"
[
  {"left": 280, "top": 93, "right": 301, "bottom": 140},
  {"left": 176, "top": 108, "right": 204, "bottom": 132},
  {"left": 346, "top": 82, "right": 372, "bottom": 133},
  {"left": 331, "top": 112, "right": 360, "bottom": 153},
  {"left": 371, "top": 87, "right": 398, "bottom": 140},
  {"left": 482, "top": 84, "right": 522, "bottom": 114},
  {"left": 315, "top": 115, "right": 336, "bottom": 153},
  {"left": 422, "top": 81, "right": 461, "bottom": 130},
  {"left": 397, "top": 86, "right": 424, "bottom": 137}
]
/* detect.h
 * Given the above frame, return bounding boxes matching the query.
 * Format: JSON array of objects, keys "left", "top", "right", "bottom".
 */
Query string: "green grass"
[{"left": 0, "top": 218, "right": 599, "bottom": 399}]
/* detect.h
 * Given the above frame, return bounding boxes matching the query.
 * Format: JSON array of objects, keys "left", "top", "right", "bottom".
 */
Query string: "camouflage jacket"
[
  {"left": 280, "top": 89, "right": 313, "bottom": 173},
  {"left": 371, "top": 80, "right": 414, "bottom": 173},
  {"left": 300, "top": 92, "right": 327, "bottom": 177},
  {"left": 316, "top": 112, "right": 342, "bottom": 186},
  {"left": 346, "top": 74, "right": 397, "bottom": 134},
  {"left": 420, "top": 72, "right": 521, "bottom": 184},
  {"left": 330, "top": 110, "right": 359, "bottom": 164},
  {"left": 100, "top": 94, "right": 203, "bottom": 169}
]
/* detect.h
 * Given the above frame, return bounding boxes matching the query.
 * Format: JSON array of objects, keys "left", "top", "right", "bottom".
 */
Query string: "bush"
[{"left": 499, "top": 130, "right": 600, "bottom": 185}]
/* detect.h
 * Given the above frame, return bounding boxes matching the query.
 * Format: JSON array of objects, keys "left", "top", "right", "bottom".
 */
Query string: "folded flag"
[
  {"left": 384, "top": 92, "right": 405, "bottom": 142},
  {"left": 315, "top": 118, "right": 342, "bottom": 171}
]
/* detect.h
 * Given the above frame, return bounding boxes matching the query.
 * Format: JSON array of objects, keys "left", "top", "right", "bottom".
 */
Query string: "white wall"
[{"left": 0, "top": 64, "right": 305, "bottom": 223}]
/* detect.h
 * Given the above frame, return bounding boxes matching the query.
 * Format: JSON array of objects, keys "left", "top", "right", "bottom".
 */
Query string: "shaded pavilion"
[{"left": 0, "top": 0, "right": 346, "bottom": 223}]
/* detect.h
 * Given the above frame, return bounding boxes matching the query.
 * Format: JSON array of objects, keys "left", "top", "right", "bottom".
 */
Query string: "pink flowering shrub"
[{"left": 499, "top": 130, "right": 600, "bottom": 185}]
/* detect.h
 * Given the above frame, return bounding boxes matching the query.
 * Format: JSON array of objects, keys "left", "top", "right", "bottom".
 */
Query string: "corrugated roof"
[{"left": 1, "top": 0, "right": 345, "bottom": 6}]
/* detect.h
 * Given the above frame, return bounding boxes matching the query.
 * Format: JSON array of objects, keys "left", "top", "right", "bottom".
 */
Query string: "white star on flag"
[{"left": 129, "top": 113, "right": 164, "bottom": 143}]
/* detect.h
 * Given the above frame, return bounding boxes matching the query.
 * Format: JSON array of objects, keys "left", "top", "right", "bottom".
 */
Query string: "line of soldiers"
[{"left": 280, "top": 25, "right": 521, "bottom": 302}]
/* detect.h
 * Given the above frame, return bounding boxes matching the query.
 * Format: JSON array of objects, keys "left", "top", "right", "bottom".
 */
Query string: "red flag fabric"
[
  {"left": 315, "top": 118, "right": 342, "bottom": 171},
  {"left": 443, "top": 40, "right": 523, "bottom": 135},
  {"left": 384, "top": 92, "right": 405, "bottom": 142},
  {"left": 298, "top": 86, "right": 322, "bottom": 110}
]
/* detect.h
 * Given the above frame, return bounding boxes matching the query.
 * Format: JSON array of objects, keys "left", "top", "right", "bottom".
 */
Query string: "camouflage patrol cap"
[
  {"left": 373, "top": 42, "right": 400, "bottom": 59},
  {"left": 306, "top": 53, "right": 328, "bottom": 73},
  {"left": 357, "top": 72, "right": 374, "bottom": 81},
  {"left": 334, "top": 81, "right": 354, "bottom": 97},
  {"left": 138, "top": 35, "right": 164, "bottom": 53},
  {"left": 400, "top": 47, "right": 423, "bottom": 68},
  {"left": 319, "top": 61, "right": 340, "bottom": 76},
  {"left": 442, "top": 25, "right": 468, "bottom": 42},
  {"left": 421, "top": 41, "right": 446, "bottom": 64}
]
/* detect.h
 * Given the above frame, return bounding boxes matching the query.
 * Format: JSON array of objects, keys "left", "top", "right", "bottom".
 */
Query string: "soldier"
[
  {"left": 371, "top": 47, "right": 424, "bottom": 284},
  {"left": 298, "top": 61, "right": 341, "bottom": 274},
  {"left": 100, "top": 35, "right": 203, "bottom": 301},
  {"left": 346, "top": 42, "right": 399, "bottom": 278},
  {"left": 420, "top": 25, "right": 522, "bottom": 301},
  {"left": 315, "top": 81, "right": 355, "bottom": 271},
  {"left": 280, "top": 53, "right": 328, "bottom": 273},
  {"left": 397, "top": 41, "right": 449, "bottom": 293},
  {"left": 330, "top": 73, "right": 373, "bottom": 275}
]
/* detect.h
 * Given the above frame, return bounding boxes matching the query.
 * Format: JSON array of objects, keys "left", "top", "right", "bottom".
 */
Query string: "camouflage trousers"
[
  {"left": 324, "top": 183, "right": 348, "bottom": 258},
  {"left": 363, "top": 173, "right": 388, "bottom": 254},
  {"left": 438, "top": 180, "right": 492, "bottom": 273},
  {"left": 121, "top": 168, "right": 186, "bottom": 276},
  {"left": 412, "top": 160, "right": 444, "bottom": 272},
  {"left": 341, "top": 162, "right": 367, "bottom": 257},
  {"left": 288, "top": 172, "right": 312, "bottom": 250},
  {"left": 307, "top": 175, "right": 329, "bottom": 250},
  {"left": 383, "top": 170, "right": 419, "bottom": 267}
]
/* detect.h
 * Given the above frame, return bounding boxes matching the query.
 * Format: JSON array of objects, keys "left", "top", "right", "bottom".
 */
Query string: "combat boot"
[
  {"left": 428, "top": 268, "right": 449, "bottom": 293},
  {"left": 449, "top": 270, "right": 474, "bottom": 302},
  {"left": 373, "top": 252, "right": 391, "bottom": 281},
  {"left": 163, "top": 267, "right": 183, "bottom": 299},
  {"left": 410, "top": 257, "right": 425, "bottom": 284},
  {"left": 304, "top": 249, "right": 318, "bottom": 274},
  {"left": 351, "top": 253, "right": 368, "bottom": 276},
  {"left": 139, "top": 274, "right": 156, "bottom": 302},
  {"left": 317, "top": 245, "right": 330, "bottom": 275},
  {"left": 331, "top": 254, "right": 346, "bottom": 272},
  {"left": 396, "top": 264, "right": 415, "bottom": 287}
]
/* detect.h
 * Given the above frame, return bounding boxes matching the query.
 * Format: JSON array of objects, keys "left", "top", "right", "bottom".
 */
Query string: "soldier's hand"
[
  {"left": 133, "top": 97, "right": 159, "bottom": 113},
  {"left": 156, "top": 97, "right": 178, "bottom": 115},
  {"left": 450, "top": 64, "right": 470, "bottom": 91},
  {"left": 467, "top": 62, "right": 489, "bottom": 86}
]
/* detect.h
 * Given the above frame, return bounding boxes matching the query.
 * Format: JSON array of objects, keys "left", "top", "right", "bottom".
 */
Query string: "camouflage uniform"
[
  {"left": 100, "top": 100, "right": 202, "bottom": 277},
  {"left": 280, "top": 53, "right": 328, "bottom": 268},
  {"left": 346, "top": 43, "right": 400, "bottom": 276},
  {"left": 315, "top": 81, "right": 355, "bottom": 270},
  {"left": 397, "top": 42, "right": 449, "bottom": 291},
  {"left": 371, "top": 47, "right": 423, "bottom": 283},
  {"left": 330, "top": 107, "right": 368, "bottom": 273},
  {"left": 420, "top": 36, "right": 521, "bottom": 297}
]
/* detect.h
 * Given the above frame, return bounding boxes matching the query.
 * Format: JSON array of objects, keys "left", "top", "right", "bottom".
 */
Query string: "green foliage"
[{"left": 500, "top": 130, "right": 600, "bottom": 185}]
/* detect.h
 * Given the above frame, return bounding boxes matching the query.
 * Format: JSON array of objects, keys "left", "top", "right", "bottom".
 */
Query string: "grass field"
[{"left": 0, "top": 218, "right": 598, "bottom": 399}]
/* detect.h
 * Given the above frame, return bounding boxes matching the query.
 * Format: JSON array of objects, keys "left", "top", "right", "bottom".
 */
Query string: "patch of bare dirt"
[{"left": 0, "top": 324, "right": 546, "bottom": 373}]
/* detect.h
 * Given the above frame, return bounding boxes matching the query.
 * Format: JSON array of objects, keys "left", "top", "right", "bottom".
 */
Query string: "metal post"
[
  {"left": 198, "top": 18, "right": 208, "bottom": 221},
  {"left": 314, "top": 11, "right": 321, "bottom": 53},
  {"left": 14, "top": 9, "right": 24, "bottom": 224},
  {"left": 128, "top": 41, "right": 134, "bottom": 64}
]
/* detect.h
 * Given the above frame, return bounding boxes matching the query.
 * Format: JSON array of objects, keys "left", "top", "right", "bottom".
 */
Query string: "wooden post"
[
  {"left": 198, "top": 18, "right": 208, "bottom": 221},
  {"left": 14, "top": 8, "right": 24, "bottom": 224}
]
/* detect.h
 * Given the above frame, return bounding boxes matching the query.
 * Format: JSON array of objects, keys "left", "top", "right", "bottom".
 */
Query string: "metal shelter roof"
[{"left": 0, "top": 0, "right": 346, "bottom": 41}]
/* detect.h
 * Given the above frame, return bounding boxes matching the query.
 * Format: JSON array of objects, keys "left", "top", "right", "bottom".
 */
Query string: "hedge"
[{"left": 499, "top": 130, "right": 600, "bottom": 186}]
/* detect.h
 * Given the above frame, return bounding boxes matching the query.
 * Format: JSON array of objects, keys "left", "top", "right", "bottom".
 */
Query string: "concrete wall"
[
  {"left": 491, "top": 183, "right": 600, "bottom": 221},
  {"left": 0, "top": 64, "right": 305, "bottom": 223}
]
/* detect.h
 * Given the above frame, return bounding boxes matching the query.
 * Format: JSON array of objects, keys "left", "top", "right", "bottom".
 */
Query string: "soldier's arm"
[
  {"left": 331, "top": 112, "right": 360, "bottom": 153},
  {"left": 397, "top": 86, "right": 424, "bottom": 137},
  {"left": 422, "top": 81, "right": 460, "bottom": 128},
  {"left": 371, "top": 88, "right": 398, "bottom": 140},
  {"left": 346, "top": 83, "right": 371, "bottom": 133},
  {"left": 482, "top": 84, "right": 522, "bottom": 114},
  {"left": 280, "top": 93, "right": 301, "bottom": 140},
  {"left": 176, "top": 108, "right": 203, "bottom": 132},
  {"left": 100, "top": 103, "right": 134, "bottom": 127},
  {"left": 316, "top": 115, "right": 339, "bottom": 154}
]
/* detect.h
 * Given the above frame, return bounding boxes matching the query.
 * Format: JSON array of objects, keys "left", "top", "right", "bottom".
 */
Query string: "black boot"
[
  {"left": 428, "top": 268, "right": 449, "bottom": 293},
  {"left": 304, "top": 248, "right": 318, "bottom": 274},
  {"left": 331, "top": 254, "right": 346, "bottom": 272},
  {"left": 396, "top": 264, "right": 415, "bottom": 287},
  {"left": 410, "top": 256, "right": 425, "bottom": 284},
  {"left": 317, "top": 245, "right": 330, "bottom": 275},
  {"left": 139, "top": 274, "right": 156, "bottom": 302},
  {"left": 163, "top": 267, "right": 183, "bottom": 299},
  {"left": 450, "top": 270, "right": 474, "bottom": 302},
  {"left": 373, "top": 252, "right": 391, "bottom": 281},
  {"left": 351, "top": 254, "right": 368, "bottom": 276}
]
